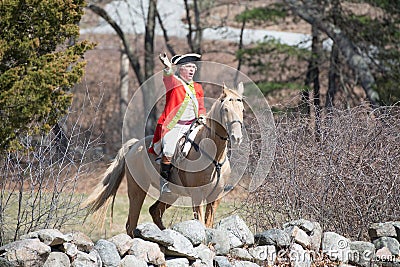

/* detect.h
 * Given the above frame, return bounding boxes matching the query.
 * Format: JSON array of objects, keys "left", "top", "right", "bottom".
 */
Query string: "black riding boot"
[{"left": 160, "top": 163, "right": 172, "bottom": 194}]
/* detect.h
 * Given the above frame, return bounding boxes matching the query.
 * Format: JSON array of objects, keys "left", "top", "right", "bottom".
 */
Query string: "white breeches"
[{"left": 162, "top": 124, "right": 191, "bottom": 158}]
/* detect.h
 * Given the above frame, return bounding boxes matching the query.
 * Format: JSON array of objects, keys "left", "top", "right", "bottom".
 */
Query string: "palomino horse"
[{"left": 83, "top": 83, "right": 244, "bottom": 236}]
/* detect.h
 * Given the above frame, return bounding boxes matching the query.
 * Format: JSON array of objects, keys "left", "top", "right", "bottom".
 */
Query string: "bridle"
[
  {"left": 200, "top": 97, "right": 244, "bottom": 141},
  {"left": 180, "top": 96, "right": 243, "bottom": 196}
]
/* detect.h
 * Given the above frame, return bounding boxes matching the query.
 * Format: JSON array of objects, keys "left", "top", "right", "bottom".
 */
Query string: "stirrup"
[{"left": 160, "top": 179, "right": 172, "bottom": 194}]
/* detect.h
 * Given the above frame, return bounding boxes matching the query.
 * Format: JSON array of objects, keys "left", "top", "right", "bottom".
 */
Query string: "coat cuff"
[{"left": 163, "top": 68, "right": 174, "bottom": 76}]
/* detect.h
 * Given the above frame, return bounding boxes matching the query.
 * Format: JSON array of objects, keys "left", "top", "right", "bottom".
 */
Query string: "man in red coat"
[{"left": 148, "top": 52, "right": 206, "bottom": 193}]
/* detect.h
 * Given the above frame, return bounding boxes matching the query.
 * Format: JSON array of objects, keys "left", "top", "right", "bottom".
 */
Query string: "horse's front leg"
[
  {"left": 126, "top": 171, "right": 147, "bottom": 237},
  {"left": 205, "top": 198, "right": 222, "bottom": 228},
  {"left": 193, "top": 205, "right": 204, "bottom": 224},
  {"left": 149, "top": 194, "right": 178, "bottom": 230}
]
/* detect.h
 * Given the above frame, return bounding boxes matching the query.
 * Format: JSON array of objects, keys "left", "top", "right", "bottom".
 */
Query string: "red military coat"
[{"left": 148, "top": 71, "right": 206, "bottom": 155}]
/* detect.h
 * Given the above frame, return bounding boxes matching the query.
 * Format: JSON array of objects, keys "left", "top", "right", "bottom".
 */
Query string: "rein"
[
  {"left": 181, "top": 97, "right": 243, "bottom": 195},
  {"left": 185, "top": 134, "right": 227, "bottom": 197}
]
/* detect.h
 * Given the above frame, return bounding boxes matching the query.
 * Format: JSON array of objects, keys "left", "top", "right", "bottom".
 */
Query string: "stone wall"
[{"left": 0, "top": 215, "right": 399, "bottom": 267}]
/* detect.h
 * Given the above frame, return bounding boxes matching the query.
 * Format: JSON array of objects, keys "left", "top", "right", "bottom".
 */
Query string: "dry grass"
[{"left": 61, "top": 187, "right": 244, "bottom": 242}]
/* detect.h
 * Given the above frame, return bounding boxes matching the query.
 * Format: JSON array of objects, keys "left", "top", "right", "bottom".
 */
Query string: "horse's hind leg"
[
  {"left": 149, "top": 194, "right": 178, "bottom": 230},
  {"left": 126, "top": 171, "right": 146, "bottom": 237},
  {"left": 205, "top": 198, "right": 222, "bottom": 228}
]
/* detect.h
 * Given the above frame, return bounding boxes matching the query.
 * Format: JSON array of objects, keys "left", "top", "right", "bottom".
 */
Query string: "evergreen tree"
[
  {"left": 237, "top": 1, "right": 400, "bottom": 106},
  {"left": 0, "top": 0, "right": 94, "bottom": 150}
]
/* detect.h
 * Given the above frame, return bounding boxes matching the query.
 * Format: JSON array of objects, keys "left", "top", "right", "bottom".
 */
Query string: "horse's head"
[{"left": 209, "top": 82, "right": 244, "bottom": 146}]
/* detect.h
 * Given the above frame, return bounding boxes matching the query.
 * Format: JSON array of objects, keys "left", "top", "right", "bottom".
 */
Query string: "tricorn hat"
[{"left": 171, "top": 53, "right": 201, "bottom": 65}]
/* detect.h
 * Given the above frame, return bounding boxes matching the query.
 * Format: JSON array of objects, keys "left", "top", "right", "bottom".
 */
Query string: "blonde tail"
[{"left": 82, "top": 138, "right": 139, "bottom": 225}]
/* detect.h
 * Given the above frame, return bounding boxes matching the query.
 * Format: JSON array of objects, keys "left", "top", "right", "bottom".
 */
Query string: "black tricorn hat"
[{"left": 171, "top": 53, "right": 201, "bottom": 65}]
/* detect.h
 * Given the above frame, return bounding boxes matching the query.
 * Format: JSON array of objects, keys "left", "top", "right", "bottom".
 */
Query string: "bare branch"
[
  {"left": 283, "top": 0, "right": 380, "bottom": 108},
  {"left": 87, "top": 4, "right": 144, "bottom": 84},
  {"left": 156, "top": 9, "right": 176, "bottom": 55}
]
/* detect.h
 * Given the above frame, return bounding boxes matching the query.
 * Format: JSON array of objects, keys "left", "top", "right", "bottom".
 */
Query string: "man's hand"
[{"left": 159, "top": 53, "right": 172, "bottom": 69}]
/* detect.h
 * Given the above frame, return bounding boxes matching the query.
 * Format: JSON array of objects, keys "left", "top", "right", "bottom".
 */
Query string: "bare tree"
[
  {"left": 0, "top": 90, "right": 104, "bottom": 245},
  {"left": 283, "top": 0, "right": 380, "bottom": 108},
  {"left": 87, "top": 1, "right": 158, "bottom": 134},
  {"left": 87, "top": 4, "right": 144, "bottom": 84}
]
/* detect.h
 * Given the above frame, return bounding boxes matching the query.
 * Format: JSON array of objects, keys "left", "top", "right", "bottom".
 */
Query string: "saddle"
[
  {"left": 153, "top": 122, "right": 201, "bottom": 164},
  {"left": 175, "top": 124, "right": 202, "bottom": 161}
]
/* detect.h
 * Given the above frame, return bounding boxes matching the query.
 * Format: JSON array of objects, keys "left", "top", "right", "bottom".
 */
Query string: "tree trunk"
[
  {"left": 234, "top": 17, "right": 246, "bottom": 86},
  {"left": 326, "top": 43, "right": 339, "bottom": 110},
  {"left": 326, "top": 0, "right": 340, "bottom": 111},
  {"left": 144, "top": 0, "right": 157, "bottom": 134},
  {"left": 311, "top": 26, "right": 321, "bottom": 137},
  {"left": 183, "top": 0, "right": 194, "bottom": 52},
  {"left": 144, "top": 0, "right": 156, "bottom": 80},
  {"left": 283, "top": 0, "right": 380, "bottom": 108},
  {"left": 193, "top": 0, "right": 202, "bottom": 54},
  {"left": 120, "top": 49, "right": 130, "bottom": 134},
  {"left": 87, "top": 4, "right": 144, "bottom": 85}
]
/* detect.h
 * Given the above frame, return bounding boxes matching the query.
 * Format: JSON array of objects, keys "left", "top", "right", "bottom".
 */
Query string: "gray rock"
[
  {"left": 162, "top": 229, "right": 197, "bottom": 259},
  {"left": 172, "top": 220, "right": 206, "bottom": 246},
  {"left": 216, "top": 215, "right": 254, "bottom": 247},
  {"left": 248, "top": 245, "right": 276, "bottom": 265},
  {"left": 375, "top": 262, "right": 400, "bottom": 267},
  {"left": 71, "top": 251, "right": 99, "bottom": 267},
  {"left": 338, "top": 264, "right": 359, "bottom": 267},
  {"left": 373, "top": 237, "right": 400, "bottom": 256},
  {"left": 392, "top": 222, "right": 400, "bottom": 242},
  {"left": 134, "top": 222, "right": 174, "bottom": 247},
  {"left": 108, "top": 233, "right": 134, "bottom": 257},
  {"left": 88, "top": 250, "right": 102, "bottom": 267},
  {"left": 205, "top": 228, "right": 231, "bottom": 255},
  {"left": 67, "top": 231, "right": 94, "bottom": 253},
  {"left": 214, "top": 256, "right": 233, "bottom": 267},
  {"left": 285, "top": 226, "right": 311, "bottom": 249},
  {"left": 230, "top": 248, "right": 253, "bottom": 261},
  {"left": 369, "top": 223, "right": 397, "bottom": 241},
  {"left": 94, "top": 239, "right": 120, "bottom": 267},
  {"left": 165, "top": 257, "right": 189, "bottom": 267},
  {"left": 62, "top": 242, "right": 79, "bottom": 258},
  {"left": 309, "top": 222, "right": 322, "bottom": 252},
  {"left": 43, "top": 252, "right": 71, "bottom": 267},
  {"left": 0, "top": 239, "right": 51, "bottom": 267},
  {"left": 349, "top": 241, "right": 375, "bottom": 267},
  {"left": 322, "top": 232, "right": 351, "bottom": 263},
  {"left": 193, "top": 244, "right": 215, "bottom": 266},
  {"left": 283, "top": 219, "right": 315, "bottom": 234},
  {"left": 191, "top": 259, "right": 208, "bottom": 267},
  {"left": 289, "top": 243, "right": 312, "bottom": 267},
  {"left": 254, "top": 229, "right": 290, "bottom": 248},
  {"left": 129, "top": 238, "right": 165, "bottom": 265},
  {"left": 0, "top": 257, "right": 16, "bottom": 267},
  {"left": 376, "top": 247, "right": 393, "bottom": 259},
  {"left": 118, "top": 255, "right": 147, "bottom": 267},
  {"left": 20, "top": 229, "right": 71, "bottom": 246},
  {"left": 231, "top": 260, "right": 260, "bottom": 266}
]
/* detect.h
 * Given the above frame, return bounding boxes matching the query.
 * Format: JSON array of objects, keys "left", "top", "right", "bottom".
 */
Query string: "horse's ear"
[
  {"left": 222, "top": 82, "right": 227, "bottom": 89},
  {"left": 237, "top": 82, "right": 244, "bottom": 96}
]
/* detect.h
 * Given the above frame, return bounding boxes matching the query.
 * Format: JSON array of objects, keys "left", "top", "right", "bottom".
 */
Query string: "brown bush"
[{"left": 242, "top": 104, "right": 400, "bottom": 240}]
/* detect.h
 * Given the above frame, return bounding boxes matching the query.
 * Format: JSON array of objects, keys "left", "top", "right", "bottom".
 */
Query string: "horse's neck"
[{"left": 204, "top": 119, "right": 227, "bottom": 162}]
